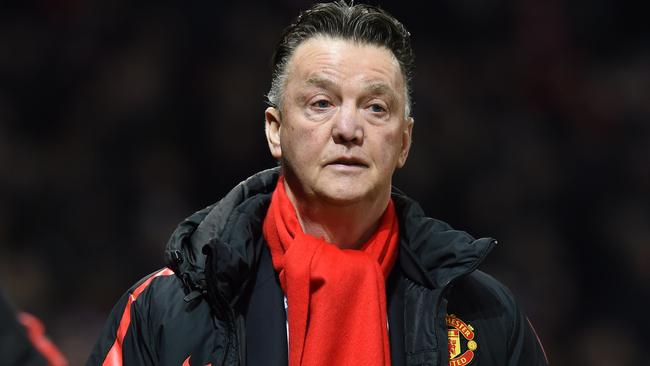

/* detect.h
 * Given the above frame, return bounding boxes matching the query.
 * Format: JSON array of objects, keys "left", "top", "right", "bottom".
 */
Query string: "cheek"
[
  {"left": 377, "top": 129, "right": 404, "bottom": 168},
  {"left": 375, "top": 131, "right": 402, "bottom": 174},
  {"left": 282, "top": 125, "right": 320, "bottom": 163}
]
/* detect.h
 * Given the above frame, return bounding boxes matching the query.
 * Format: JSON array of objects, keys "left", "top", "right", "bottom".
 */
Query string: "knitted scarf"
[{"left": 262, "top": 176, "right": 398, "bottom": 366}]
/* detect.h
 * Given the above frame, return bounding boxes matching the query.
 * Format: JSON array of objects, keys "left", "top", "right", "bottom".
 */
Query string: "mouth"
[{"left": 325, "top": 157, "right": 369, "bottom": 168}]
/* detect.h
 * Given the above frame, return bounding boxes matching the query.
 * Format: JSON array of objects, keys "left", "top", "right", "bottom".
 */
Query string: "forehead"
[{"left": 285, "top": 37, "right": 405, "bottom": 93}]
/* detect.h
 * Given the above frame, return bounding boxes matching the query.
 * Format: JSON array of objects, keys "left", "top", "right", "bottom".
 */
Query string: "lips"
[{"left": 326, "top": 156, "right": 369, "bottom": 167}]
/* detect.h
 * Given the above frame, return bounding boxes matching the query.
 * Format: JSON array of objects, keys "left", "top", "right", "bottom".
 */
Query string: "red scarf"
[{"left": 263, "top": 176, "right": 398, "bottom": 366}]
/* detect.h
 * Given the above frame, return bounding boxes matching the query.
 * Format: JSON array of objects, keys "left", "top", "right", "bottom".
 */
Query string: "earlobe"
[
  {"left": 265, "top": 107, "right": 282, "bottom": 159},
  {"left": 397, "top": 117, "right": 414, "bottom": 168}
]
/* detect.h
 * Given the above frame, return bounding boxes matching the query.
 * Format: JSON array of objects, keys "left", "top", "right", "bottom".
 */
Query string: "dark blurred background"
[{"left": 1, "top": 0, "right": 648, "bottom": 364}]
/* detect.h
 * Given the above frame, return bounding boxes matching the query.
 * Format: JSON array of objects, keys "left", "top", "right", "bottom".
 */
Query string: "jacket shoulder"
[
  {"left": 446, "top": 270, "right": 548, "bottom": 365},
  {"left": 87, "top": 268, "right": 218, "bottom": 366},
  {"left": 450, "top": 270, "right": 517, "bottom": 311}
]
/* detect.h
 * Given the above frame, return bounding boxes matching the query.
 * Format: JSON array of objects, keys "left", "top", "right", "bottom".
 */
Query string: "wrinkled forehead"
[{"left": 285, "top": 36, "right": 406, "bottom": 94}]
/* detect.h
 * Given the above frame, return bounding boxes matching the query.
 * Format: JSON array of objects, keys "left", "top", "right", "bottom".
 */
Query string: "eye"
[
  {"left": 370, "top": 104, "right": 385, "bottom": 113},
  {"left": 369, "top": 103, "right": 387, "bottom": 114},
  {"left": 311, "top": 99, "right": 332, "bottom": 109}
]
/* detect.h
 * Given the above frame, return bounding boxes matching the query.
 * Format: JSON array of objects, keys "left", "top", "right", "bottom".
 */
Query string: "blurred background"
[{"left": 0, "top": 0, "right": 648, "bottom": 364}]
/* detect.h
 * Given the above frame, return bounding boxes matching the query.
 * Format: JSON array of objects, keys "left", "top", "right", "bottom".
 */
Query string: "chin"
[{"left": 315, "top": 185, "right": 369, "bottom": 206}]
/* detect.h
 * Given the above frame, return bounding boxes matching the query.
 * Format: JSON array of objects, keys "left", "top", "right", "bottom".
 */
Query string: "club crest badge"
[{"left": 446, "top": 314, "right": 478, "bottom": 365}]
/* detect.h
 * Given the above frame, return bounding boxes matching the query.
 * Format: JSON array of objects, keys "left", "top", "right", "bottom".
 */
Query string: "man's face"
[{"left": 265, "top": 37, "right": 413, "bottom": 206}]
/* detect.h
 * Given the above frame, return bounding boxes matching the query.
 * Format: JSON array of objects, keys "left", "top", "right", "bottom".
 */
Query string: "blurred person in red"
[
  {"left": 0, "top": 292, "right": 68, "bottom": 366},
  {"left": 88, "top": 2, "right": 547, "bottom": 365}
]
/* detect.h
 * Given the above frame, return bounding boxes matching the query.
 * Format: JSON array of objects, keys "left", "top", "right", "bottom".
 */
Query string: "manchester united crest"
[{"left": 446, "top": 314, "right": 478, "bottom": 366}]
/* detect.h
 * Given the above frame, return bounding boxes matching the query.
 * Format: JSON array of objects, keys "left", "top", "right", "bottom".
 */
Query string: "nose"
[{"left": 332, "top": 103, "right": 363, "bottom": 145}]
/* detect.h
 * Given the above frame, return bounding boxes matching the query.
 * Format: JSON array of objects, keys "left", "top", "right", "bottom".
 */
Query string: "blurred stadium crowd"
[{"left": 0, "top": 0, "right": 648, "bottom": 364}]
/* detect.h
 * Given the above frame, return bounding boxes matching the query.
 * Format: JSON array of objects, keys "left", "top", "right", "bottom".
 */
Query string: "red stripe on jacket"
[
  {"left": 102, "top": 267, "right": 175, "bottom": 366},
  {"left": 18, "top": 312, "right": 68, "bottom": 366}
]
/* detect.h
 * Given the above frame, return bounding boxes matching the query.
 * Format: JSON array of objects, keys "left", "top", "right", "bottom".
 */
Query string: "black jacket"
[
  {"left": 0, "top": 292, "right": 48, "bottom": 366},
  {"left": 88, "top": 168, "right": 548, "bottom": 366}
]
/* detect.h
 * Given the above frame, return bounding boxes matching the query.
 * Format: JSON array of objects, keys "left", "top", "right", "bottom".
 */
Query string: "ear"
[
  {"left": 396, "top": 117, "right": 414, "bottom": 168},
  {"left": 265, "top": 106, "right": 282, "bottom": 159}
]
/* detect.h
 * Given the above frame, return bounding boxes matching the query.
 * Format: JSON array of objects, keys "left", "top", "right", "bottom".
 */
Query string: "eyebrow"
[
  {"left": 305, "top": 76, "right": 397, "bottom": 100},
  {"left": 305, "top": 76, "right": 338, "bottom": 90},
  {"left": 362, "top": 82, "right": 398, "bottom": 100}
]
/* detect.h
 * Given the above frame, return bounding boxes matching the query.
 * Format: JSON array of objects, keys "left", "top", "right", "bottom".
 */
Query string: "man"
[{"left": 88, "top": 2, "right": 548, "bottom": 365}]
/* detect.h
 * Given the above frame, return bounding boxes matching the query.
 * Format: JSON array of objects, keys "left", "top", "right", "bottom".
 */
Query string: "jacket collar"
[
  {"left": 164, "top": 168, "right": 495, "bottom": 299},
  {"left": 164, "top": 168, "right": 279, "bottom": 297},
  {"left": 392, "top": 190, "right": 496, "bottom": 289}
]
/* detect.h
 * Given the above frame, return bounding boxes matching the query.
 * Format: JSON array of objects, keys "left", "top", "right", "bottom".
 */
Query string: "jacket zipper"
[{"left": 212, "top": 289, "right": 238, "bottom": 366}]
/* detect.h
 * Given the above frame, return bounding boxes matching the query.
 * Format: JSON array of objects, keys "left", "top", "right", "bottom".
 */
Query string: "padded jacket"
[{"left": 87, "top": 168, "right": 548, "bottom": 366}]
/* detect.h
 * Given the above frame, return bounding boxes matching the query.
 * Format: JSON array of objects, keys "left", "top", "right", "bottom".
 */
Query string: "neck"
[{"left": 283, "top": 180, "right": 390, "bottom": 250}]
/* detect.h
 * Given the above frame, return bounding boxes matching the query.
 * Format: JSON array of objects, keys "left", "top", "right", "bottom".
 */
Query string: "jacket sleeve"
[
  {"left": 505, "top": 291, "right": 549, "bottom": 365},
  {"left": 86, "top": 268, "right": 174, "bottom": 366},
  {"left": 0, "top": 292, "right": 47, "bottom": 366}
]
